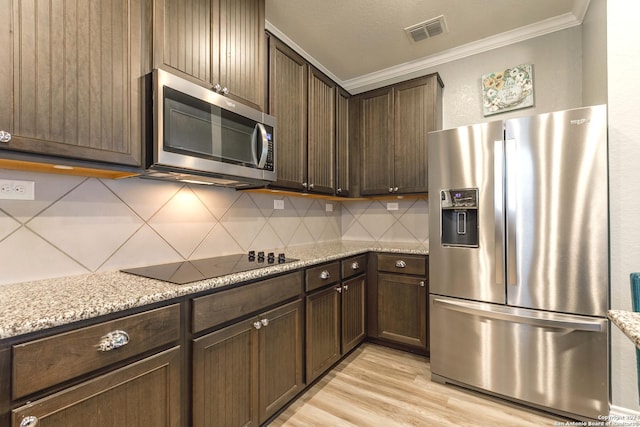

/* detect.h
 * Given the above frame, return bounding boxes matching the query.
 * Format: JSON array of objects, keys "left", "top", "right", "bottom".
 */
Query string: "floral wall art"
[{"left": 482, "top": 64, "right": 534, "bottom": 116}]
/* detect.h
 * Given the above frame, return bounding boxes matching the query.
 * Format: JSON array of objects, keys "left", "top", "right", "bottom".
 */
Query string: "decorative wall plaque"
[{"left": 482, "top": 64, "right": 534, "bottom": 116}]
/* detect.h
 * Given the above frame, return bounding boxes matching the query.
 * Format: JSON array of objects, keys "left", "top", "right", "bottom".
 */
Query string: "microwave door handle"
[{"left": 255, "top": 123, "right": 269, "bottom": 168}]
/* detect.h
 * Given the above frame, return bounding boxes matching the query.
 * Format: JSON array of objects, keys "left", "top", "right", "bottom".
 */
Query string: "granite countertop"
[
  {"left": 609, "top": 309, "right": 640, "bottom": 349},
  {"left": 0, "top": 240, "right": 428, "bottom": 341}
]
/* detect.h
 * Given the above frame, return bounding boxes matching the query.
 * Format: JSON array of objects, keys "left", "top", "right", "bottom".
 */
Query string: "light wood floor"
[{"left": 269, "top": 344, "right": 566, "bottom": 426}]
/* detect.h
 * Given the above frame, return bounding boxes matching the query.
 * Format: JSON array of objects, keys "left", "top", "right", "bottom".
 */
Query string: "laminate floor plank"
[{"left": 269, "top": 344, "right": 565, "bottom": 427}]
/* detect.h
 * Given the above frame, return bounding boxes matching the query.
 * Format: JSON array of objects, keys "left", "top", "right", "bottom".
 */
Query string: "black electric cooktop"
[{"left": 122, "top": 252, "right": 298, "bottom": 285}]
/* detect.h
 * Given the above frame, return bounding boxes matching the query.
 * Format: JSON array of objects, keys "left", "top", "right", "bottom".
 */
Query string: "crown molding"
[{"left": 267, "top": 0, "right": 590, "bottom": 95}]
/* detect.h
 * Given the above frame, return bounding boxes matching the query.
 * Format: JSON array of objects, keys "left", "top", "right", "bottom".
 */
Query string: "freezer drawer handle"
[{"left": 433, "top": 298, "right": 602, "bottom": 332}]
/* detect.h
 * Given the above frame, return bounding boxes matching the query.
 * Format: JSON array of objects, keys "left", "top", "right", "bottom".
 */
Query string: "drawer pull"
[
  {"left": 351, "top": 262, "right": 360, "bottom": 270},
  {"left": 0, "top": 130, "right": 11, "bottom": 143},
  {"left": 320, "top": 270, "right": 331, "bottom": 280},
  {"left": 20, "top": 416, "right": 38, "bottom": 427},
  {"left": 96, "top": 330, "right": 130, "bottom": 352},
  {"left": 395, "top": 260, "right": 407, "bottom": 268}
]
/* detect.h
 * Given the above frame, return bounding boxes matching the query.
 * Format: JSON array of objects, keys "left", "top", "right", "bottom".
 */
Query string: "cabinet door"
[
  {"left": 157, "top": 0, "right": 265, "bottom": 110},
  {"left": 0, "top": 0, "right": 145, "bottom": 166},
  {"left": 307, "top": 67, "right": 336, "bottom": 195},
  {"left": 12, "top": 347, "right": 181, "bottom": 427},
  {"left": 268, "top": 37, "right": 307, "bottom": 191},
  {"left": 342, "top": 274, "right": 366, "bottom": 354},
  {"left": 377, "top": 273, "right": 428, "bottom": 350},
  {"left": 259, "top": 299, "right": 304, "bottom": 423},
  {"left": 217, "top": 0, "right": 266, "bottom": 111},
  {"left": 306, "top": 286, "right": 341, "bottom": 383},
  {"left": 157, "top": 0, "right": 212, "bottom": 84},
  {"left": 359, "top": 87, "right": 394, "bottom": 196},
  {"left": 192, "top": 321, "right": 259, "bottom": 427},
  {"left": 335, "top": 88, "right": 350, "bottom": 197},
  {"left": 393, "top": 75, "right": 441, "bottom": 193}
]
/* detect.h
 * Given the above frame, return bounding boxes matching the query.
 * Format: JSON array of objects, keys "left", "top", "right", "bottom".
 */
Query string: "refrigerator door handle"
[
  {"left": 494, "top": 139, "right": 505, "bottom": 288},
  {"left": 432, "top": 298, "right": 603, "bottom": 332},
  {"left": 505, "top": 138, "right": 518, "bottom": 288}
]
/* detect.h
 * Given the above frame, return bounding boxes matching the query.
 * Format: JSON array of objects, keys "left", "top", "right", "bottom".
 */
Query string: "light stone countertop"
[
  {"left": 609, "top": 309, "right": 640, "bottom": 349},
  {"left": 0, "top": 240, "right": 428, "bottom": 341}
]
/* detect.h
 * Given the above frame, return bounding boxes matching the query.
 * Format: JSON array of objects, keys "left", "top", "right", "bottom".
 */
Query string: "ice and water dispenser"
[{"left": 440, "top": 188, "right": 479, "bottom": 247}]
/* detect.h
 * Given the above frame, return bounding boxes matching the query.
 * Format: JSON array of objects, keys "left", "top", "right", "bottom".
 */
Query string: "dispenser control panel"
[
  {"left": 441, "top": 188, "right": 479, "bottom": 248},
  {"left": 441, "top": 189, "right": 478, "bottom": 209}
]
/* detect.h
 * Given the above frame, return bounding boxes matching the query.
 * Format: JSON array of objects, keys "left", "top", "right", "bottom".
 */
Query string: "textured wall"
[
  {"left": 393, "top": 27, "right": 584, "bottom": 129},
  {"left": 607, "top": 0, "right": 640, "bottom": 414}
]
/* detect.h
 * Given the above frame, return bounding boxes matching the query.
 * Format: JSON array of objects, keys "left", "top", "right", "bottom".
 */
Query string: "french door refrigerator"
[{"left": 428, "top": 105, "right": 609, "bottom": 420}]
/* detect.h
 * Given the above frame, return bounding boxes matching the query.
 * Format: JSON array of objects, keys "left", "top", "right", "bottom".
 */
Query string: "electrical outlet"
[
  {"left": 0, "top": 179, "right": 35, "bottom": 200},
  {"left": 325, "top": 203, "right": 333, "bottom": 212},
  {"left": 274, "top": 199, "right": 284, "bottom": 210},
  {"left": 386, "top": 202, "right": 399, "bottom": 211}
]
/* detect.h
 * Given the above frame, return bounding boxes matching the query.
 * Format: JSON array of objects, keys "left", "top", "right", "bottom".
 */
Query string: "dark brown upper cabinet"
[
  {"left": 268, "top": 36, "right": 308, "bottom": 191},
  {"left": 0, "top": 0, "right": 149, "bottom": 167},
  {"left": 306, "top": 67, "right": 336, "bottom": 195},
  {"left": 357, "top": 74, "right": 443, "bottom": 196},
  {"left": 335, "top": 88, "right": 351, "bottom": 197},
  {"left": 155, "top": 0, "right": 266, "bottom": 111},
  {"left": 268, "top": 35, "right": 337, "bottom": 195}
]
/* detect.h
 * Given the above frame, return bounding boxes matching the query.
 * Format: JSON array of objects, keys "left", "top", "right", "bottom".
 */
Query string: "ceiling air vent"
[{"left": 405, "top": 15, "right": 448, "bottom": 43}]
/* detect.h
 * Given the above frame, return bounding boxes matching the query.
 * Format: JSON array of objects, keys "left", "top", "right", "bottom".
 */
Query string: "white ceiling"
[{"left": 265, "top": 0, "right": 591, "bottom": 93}]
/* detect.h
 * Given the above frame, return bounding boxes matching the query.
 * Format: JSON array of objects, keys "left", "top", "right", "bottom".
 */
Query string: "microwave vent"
[{"left": 405, "top": 15, "right": 448, "bottom": 43}]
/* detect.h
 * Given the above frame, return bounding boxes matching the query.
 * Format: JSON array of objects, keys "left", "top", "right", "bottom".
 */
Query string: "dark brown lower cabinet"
[
  {"left": 193, "top": 299, "right": 304, "bottom": 427},
  {"left": 306, "top": 286, "right": 341, "bottom": 383},
  {"left": 341, "top": 274, "right": 366, "bottom": 353},
  {"left": 305, "top": 272, "right": 366, "bottom": 383},
  {"left": 377, "top": 273, "right": 428, "bottom": 350},
  {"left": 11, "top": 347, "right": 181, "bottom": 427}
]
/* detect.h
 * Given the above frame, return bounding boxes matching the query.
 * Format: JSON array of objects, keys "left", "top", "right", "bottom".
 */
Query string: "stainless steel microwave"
[{"left": 142, "top": 69, "right": 276, "bottom": 187}]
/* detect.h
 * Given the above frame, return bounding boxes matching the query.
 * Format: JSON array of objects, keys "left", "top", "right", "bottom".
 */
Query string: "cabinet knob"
[
  {"left": 336, "top": 286, "right": 342, "bottom": 293},
  {"left": 302, "top": 182, "right": 308, "bottom": 189},
  {"left": 261, "top": 318, "right": 269, "bottom": 327},
  {"left": 395, "top": 260, "right": 407, "bottom": 268},
  {"left": 19, "top": 416, "right": 39, "bottom": 427},
  {"left": 221, "top": 87, "right": 229, "bottom": 95},
  {"left": 0, "top": 130, "right": 11, "bottom": 143},
  {"left": 96, "top": 330, "right": 130, "bottom": 352},
  {"left": 388, "top": 187, "right": 394, "bottom": 193},
  {"left": 419, "top": 281, "right": 425, "bottom": 287},
  {"left": 213, "top": 83, "right": 222, "bottom": 93},
  {"left": 351, "top": 261, "right": 360, "bottom": 270},
  {"left": 393, "top": 187, "right": 399, "bottom": 193},
  {"left": 343, "top": 284, "right": 349, "bottom": 291},
  {"left": 308, "top": 183, "right": 314, "bottom": 189},
  {"left": 336, "top": 188, "right": 342, "bottom": 194},
  {"left": 320, "top": 270, "right": 331, "bottom": 280},
  {"left": 253, "top": 321, "right": 262, "bottom": 330}
]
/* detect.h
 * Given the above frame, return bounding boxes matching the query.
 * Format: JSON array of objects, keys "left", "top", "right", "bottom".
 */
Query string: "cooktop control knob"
[
  {"left": 257, "top": 251, "right": 265, "bottom": 262},
  {"left": 267, "top": 252, "right": 275, "bottom": 263},
  {"left": 278, "top": 253, "right": 286, "bottom": 264},
  {"left": 248, "top": 250, "right": 256, "bottom": 261}
]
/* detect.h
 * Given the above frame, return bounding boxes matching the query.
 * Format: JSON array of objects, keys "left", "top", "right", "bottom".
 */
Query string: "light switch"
[{"left": 274, "top": 199, "right": 285, "bottom": 210}]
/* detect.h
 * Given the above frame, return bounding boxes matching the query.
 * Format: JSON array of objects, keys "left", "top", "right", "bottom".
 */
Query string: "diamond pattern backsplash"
[{"left": 0, "top": 170, "right": 428, "bottom": 286}]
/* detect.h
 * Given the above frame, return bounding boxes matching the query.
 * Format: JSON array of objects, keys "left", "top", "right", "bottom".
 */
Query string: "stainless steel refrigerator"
[{"left": 428, "top": 105, "right": 609, "bottom": 420}]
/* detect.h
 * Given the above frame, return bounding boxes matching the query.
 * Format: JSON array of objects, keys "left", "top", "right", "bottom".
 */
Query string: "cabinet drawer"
[
  {"left": 305, "top": 262, "right": 341, "bottom": 292},
  {"left": 377, "top": 254, "right": 426, "bottom": 276},
  {"left": 193, "top": 271, "right": 303, "bottom": 333},
  {"left": 12, "top": 304, "right": 181, "bottom": 399},
  {"left": 341, "top": 255, "right": 367, "bottom": 279}
]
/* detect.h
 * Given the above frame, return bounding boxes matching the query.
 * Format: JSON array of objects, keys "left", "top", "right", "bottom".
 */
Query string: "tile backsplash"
[{"left": 0, "top": 170, "right": 428, "bottom": 285}]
